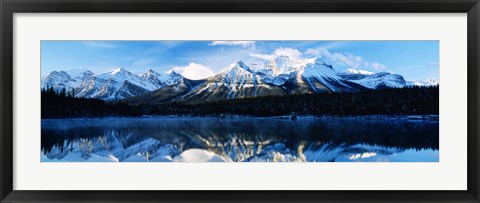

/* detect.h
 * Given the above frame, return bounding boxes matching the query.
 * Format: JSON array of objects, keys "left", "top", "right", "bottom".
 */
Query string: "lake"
[{"left": 41, "top": 116, "right": 439, "bottom": 162}]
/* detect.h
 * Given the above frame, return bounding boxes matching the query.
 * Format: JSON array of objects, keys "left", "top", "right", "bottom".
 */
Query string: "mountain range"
[
  {"left": 41, "top": 57, "right": 438, "bottom": 104},
  {"left": 41, "top": 68, "right": 182, "bottom": 100}
]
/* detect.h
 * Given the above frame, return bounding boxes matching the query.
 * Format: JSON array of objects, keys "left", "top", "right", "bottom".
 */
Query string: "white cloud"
[
  {"left": 305, "top": 47, "right": 386, "bottom": 71},
  {"left": 370, "top": 62, "right": 386, "bottom": 70},
  {"left": 249, "top": 53, "right": 275, "bottom": 61},
  {"left": 273, "top": 48, "right": 302, "bottom": 61},
  {"left": 209, "top": 41, "right": 256, "bottom": 49},
  {"left": 169, "top": 63, "right": 215, "bottom": 80},
  {"left": 84, "top": 41, "right": 117, "bottom": 48},
  {"left": 250, "top": 47, "right": 303, "bottom": 61}
]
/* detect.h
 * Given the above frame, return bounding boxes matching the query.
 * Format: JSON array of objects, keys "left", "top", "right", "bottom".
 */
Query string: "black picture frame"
[{"left": 1, "top": 0, "right": 479, "bottom": 202}]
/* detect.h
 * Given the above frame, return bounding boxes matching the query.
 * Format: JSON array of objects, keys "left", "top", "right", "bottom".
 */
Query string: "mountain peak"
[
  {"left": 170, "top": 70, "right": 183, "bottom": 78},
  {"left": 168, "top": 70, "right": 181, "bottom": 76},
  {"left": 313, "top": 58, "right": 334, "bottom": 70},
  {"left": 224, "top": 60, "right": 254, "bottom": 73},
  {"left": 47, "top": 70, "right": 71, "bottom": 78},
  {"left": 142, "top": 69, "right": 161, "bottom": 78},
  {"left": 234, "top": 60, "right": 249, "bottom": 69},
  {"left": 236, "top": 60, "right": 246, "bottom": 65},
  {"left": 111, "top": 67, "right": 129, "bottom": 75},
  {"left": 216, "top": 61, "right": 258, "bottom": 86},
  {"left": 84, "top": 70, "right": 94, "bottom": 75}
]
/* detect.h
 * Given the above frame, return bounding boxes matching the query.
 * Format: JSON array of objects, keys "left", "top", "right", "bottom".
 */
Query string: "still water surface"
[{"left": 41, "top": 116, "right": 439, "bottom": 162}]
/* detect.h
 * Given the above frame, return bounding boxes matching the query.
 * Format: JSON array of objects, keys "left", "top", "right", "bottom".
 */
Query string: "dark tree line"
[
  {"left": 41, "top": 87, "right": 142, "bottom": 118},
  {"left": 152, "top": 86, "right": 439, "bottom": 116},
  {"left": 42, "top": 85, "right": 439, "bottom": 118}
]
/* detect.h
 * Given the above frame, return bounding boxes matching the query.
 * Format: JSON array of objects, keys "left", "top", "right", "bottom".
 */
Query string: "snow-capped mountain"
[
  {"left": 41, "top": 126, "right": 412, "bottom": 162},
  {"left": 407, "top": 78, "right": 439, "bottom": 87},
  {"left": 41, "top": 71, "right": 79, "bottom": 91},
  {"left": 249, "top": 57, "right": 364, "bottom": 93},
  {"left": 338, "top": 70, "right": 408, "bottom": 89},
  {"left": 128, "top": 58, "right": 367, "bottom": 105},
  {"left": 141, "top": 69, "right": 183, "bottom": 87},
  {"left": 281, "top": 58, "right": 365, "bottom": 94},
  {"left": 128, "top": 61, "right": 286, "bottom": 104},
  {"left": 66, "top": 69, "right": 95, "bottom": 81},
  {"left": 41, "top": 69, "right": 95, "bottom": 92},
  {"left": 126, "top": 76, "right": 206, "bottom": 105},
  {"left": 43, "top": 57, "right": 431, "bottom": 103},
  {"left": 41, "top": 68, "right": 183, "bottom": 100},
  {"left": 178, "top": 61, "right": 285, "bottom": 102}
]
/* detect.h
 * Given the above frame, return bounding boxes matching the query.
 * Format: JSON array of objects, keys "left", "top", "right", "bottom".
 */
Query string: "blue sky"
[{"left": 41, "top": 40, "right": 439, "bottom": 82}]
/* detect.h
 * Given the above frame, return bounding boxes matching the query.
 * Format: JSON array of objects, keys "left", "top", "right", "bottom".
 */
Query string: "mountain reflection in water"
[{"left": 41, "top": 116, "right": 439, "bottom": 162}]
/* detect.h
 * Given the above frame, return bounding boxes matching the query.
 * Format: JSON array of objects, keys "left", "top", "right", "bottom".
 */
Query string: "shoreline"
[{"left": 41, "top": 114, "right": 439, "bottom": 122}]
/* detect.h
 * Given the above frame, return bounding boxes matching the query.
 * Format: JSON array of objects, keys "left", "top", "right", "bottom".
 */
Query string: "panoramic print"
[{"left": 41, "top": 40, "right": 439, "bottom": 162}]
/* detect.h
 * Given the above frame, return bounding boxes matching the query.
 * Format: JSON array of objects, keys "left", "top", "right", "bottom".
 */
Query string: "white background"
[{"left": 13, "top": 13, "right": 467, "bottom": 190}]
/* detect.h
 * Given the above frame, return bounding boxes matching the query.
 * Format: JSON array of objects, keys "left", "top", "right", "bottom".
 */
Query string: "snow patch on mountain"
[
  {"left": 344, "top": 68, "right": 374, "bottom": 75},
  {"left": 300, "top": 58, "right": 351, "bottom": 92},
  {"left": 339, "top": 71, "right": 407, "bottom": 89},
  {"left": 41, "top": 70, "right": 82, "bottom": 91},
  {"left": 218, "top": 61, "right": 263, "bottom": 99},
  {"left": 408, "top": 78, "right": 439, "bottom": 87}
]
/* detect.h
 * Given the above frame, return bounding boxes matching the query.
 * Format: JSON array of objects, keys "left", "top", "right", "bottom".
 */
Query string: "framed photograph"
[{"left": 1, "top": 0, "right": 479, "bottom": 202}]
